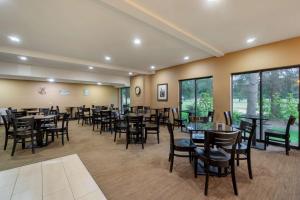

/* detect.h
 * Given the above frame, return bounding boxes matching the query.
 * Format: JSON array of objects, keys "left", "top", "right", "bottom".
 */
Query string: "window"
[
  {"left": 232, "top": 67, "right": 299, "bottom": 148},
  {"left": 179, "top": 77, "right": 213, "bottom": 120},
  {"left": 120, "top": 87, "right": 130, "bottom": 113}
]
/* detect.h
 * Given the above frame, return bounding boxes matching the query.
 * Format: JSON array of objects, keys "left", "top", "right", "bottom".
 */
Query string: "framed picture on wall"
[{"left": 157, "top": 83, "right": 168, "bottom": 101}]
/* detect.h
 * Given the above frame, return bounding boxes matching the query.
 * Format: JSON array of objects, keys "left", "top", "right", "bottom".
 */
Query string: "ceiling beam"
[
  {"left": 0, "top": 46, "right": 151, "bottom": 75},
  {"left": 98, "top": 0, "right": 224, "bottom": 57}
]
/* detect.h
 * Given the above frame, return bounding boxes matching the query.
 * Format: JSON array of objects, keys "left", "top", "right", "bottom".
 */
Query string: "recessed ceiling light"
[
  {"left": 8, "top": 35, "right": 21, "bottom": 43},
  {"left": 18, "top": 56, "right": 28, "bottom": 61},
  {"left": 133, "top": 38, "right": 142, "bottom": 45},
  {"left": 247, "top": 37, "right": 256, "bottom": 44},
  {"left": 184, "top": 56, "right": 190, "bottom": 61},
  {"left": 88, "top": 66, "right": 94, "bottom": 70},
  {"left": 97, "top": 82, "right": 102, "bottom": 85},
  {"left": 129, "top": 72, "right": 133, "bottom": 76},
  {"left": 105, "top": 56, "right": 111, "bottom": 61},
  {"left": 150, "top": 65, "right": 156, "bottom": 70},
  {"left": 48, "top": 78, "right": 55, "bottom": 83}
]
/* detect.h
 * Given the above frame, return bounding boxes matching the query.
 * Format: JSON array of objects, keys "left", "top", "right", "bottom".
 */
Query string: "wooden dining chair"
[
  {"left": 223, "top": 120, "right": 256, "bottom": 179},
  {"left": 126, "top": 115, "right": 144, "bottom": 149},
  {"left": 171, "top": 108, "right": 185, "bottom": 131},
  {"left": 145, "top": 113, "right": 162, "bottom": 144},
  {"left": 1, "top": 115, "right": 14, "bottom": 150},
  {"left": 46, "top": 114, "right": 70, "bottom": 145},
  {"left": 11, "top": 117, "right": 36, "bottom": 156},
  {"left": 224, "top": 111, "right": 233, "bottom": 126},
  {"left": 167, "top": 123, "right": 196, "bottom": 172},
  {"left": 264, "top": 115, "right": 296, "bottom": 155},
  {"left": 194, "top": 130, "right": 240, "bottom": 196}
]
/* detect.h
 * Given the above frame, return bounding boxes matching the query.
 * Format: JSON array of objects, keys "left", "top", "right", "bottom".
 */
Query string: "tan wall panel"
[
  {"left": 0, "top": 79, "right": 119, "bottom": 111},
  {"left": 132, "top": 37, "right": 300, "bottom": 122}
]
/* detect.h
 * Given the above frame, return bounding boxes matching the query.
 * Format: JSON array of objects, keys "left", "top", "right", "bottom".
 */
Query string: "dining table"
[
  {"left": 19, "top": 114, "right": 56, "bottom": 147},
  {"left": 240, "top": 114, "right": 268, "bottom": 150}
]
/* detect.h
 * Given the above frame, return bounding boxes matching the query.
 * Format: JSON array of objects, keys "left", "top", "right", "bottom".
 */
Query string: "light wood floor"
[{"left": 0, "top": 121, "right": 299, "bottom": 200}]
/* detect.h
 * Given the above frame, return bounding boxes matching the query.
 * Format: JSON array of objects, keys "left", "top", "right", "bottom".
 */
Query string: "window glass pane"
[
  {"left": 196, "top": 78, "right": 213, "bottom": 117},
  {"left": 180, "top": 80, "right": 195, "bottom": 121},
  {"left": 262, "top": 68, "right": 299, "bottom": 146},
  {"left": 232, "top": 73, "right": 260, "bottom": 125}
]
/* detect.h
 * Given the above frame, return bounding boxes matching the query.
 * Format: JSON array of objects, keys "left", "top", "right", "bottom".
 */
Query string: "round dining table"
[{"left": 19, "top": 115, "right": 57, "bottom": 147}]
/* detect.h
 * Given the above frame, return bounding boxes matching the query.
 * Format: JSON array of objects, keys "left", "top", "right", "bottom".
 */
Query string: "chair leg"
[
  {"left": 66, "top": 131, "right": 69, "bottom": 141},
  {"left": 157, "top": 131, "right": 160, "bottom": 144},
  {"left": 126, "top": 133, "right": 129, "bottom": 149},
  {"left": 264, "top": 133, "right": 267, "bottom": 150},
  {"left": 141, "top": 132, "right": 144, "bottom": 149},
  {"left": 145, "top": 129, "right": 147, "bottom": 143},
  {"left": 62, "top": 132, "right": 64, "bottom": 145},
  {"left": 285, "top": 138, "right": 290, "bottom": 156},
  {"left": 11, "top": 139, "right": 17, "bottom": 156},
  {"left": 247, "top": 152, "right": 253, "bottom": 179},
  {"left": 204, "top": 163, "right": 209, "bottom": 196},
  {"left": 194, "top": 156, "right": 198, "bottom": 178},
  {"left": 114, "top": 130, "right": 117, "bottom": 142},
  {"left": 169, "top": 153, "right": 174, "bottom": 172},
  {"left": 231, "top": 162, "right": 238, "bottom": 195},
  {"left": 31, "top": 135, "right": 35, "bottom": 154},
  {"left": 4, "top": 134, "right": 8, "bottom": 150},
  {"left": 236, "top": 154, "right": 240, "bottom": 166}
]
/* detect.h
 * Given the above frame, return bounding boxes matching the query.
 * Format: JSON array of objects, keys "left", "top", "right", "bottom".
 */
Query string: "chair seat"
[
  {"left": 116, "top": 121, "right": 127, "bottom": 129},
  {"left": 223, "top": 142, "right": 247, "bottom": 154},
  {"left": 192, "top": 133, "right": 205, "bottom": 143},
  {"left": 195, "top": 148, "right": 230, "bottom": 166},
  {"left": 265, "top": 129, "right": 286, "bottom": 138},
  {"left": 145, "top": 123, "right": 158, "bottom": 129},
  {"left": 174, "top": 138, "right": 196, "bottom": 151}
]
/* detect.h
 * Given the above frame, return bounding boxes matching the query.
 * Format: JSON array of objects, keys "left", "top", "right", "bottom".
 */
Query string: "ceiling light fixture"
[
  {"left": 105, "top": 56, "right": 111, "bottom": 61},
  {"left": 18, "top": 56, "right": 28, "bottom": 61},
  {"left": 133, "top": 38, "right": 142, "bottom": 45},
  {"left": 129, "top": 72, "right": 133, "bottom": 76},
  {"left": 150, "top": 65, "right": 156, "bottom": 70},
  {"left": 8, "top": 35, "right": 21, "bottom": 43},
  {"left": 88, "top": 66, "right": 94, "bottom": 70},
  {"left": 97, "top": 82, "right": 102, "bottom": 85},
  {"left": 247, "top": 37, "right": 256, "bottom": 44},
  {"left": 184, "top": 56, "right": 190, "bottom": 61},
  {"left": 48, "top": 78, "right": 55, "bottom": 83}
]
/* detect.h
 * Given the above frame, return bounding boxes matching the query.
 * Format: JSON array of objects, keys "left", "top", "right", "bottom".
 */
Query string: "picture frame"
[{"left": 157, "top": 83, "right": 168, "bottom": 101}]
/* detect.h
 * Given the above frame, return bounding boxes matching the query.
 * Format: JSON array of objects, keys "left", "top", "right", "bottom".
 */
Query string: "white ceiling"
[{"left": 0, "top": 0, "right": 300, "bottom": 84}]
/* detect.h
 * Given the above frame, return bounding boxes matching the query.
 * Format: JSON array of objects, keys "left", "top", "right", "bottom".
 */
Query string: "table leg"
[{"left": 252, "top": 119, "right": 257, "bottom": 146}]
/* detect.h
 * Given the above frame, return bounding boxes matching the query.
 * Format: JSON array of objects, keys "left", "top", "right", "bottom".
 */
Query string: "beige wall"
[
  {"left": 131, "top": 37, "right": 300, "bottom": 122},
  {"left": 0, "top": 79, "right": 119, "bottom": 111}
]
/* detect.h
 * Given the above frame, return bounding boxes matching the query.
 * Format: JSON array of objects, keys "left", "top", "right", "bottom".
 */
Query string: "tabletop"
[
  {"left": 186, "top": 122, "right": 238, "bottom": 132},
  {"left": 19, "top": 115, "right": 56, "bottom": 120}
]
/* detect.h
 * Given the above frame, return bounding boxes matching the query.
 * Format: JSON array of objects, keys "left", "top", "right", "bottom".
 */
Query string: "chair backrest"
[
  {"left": 208, "top": 110, "right": 214, "bottom": 122},
  {"left": 1, "top": 115, "right": 10, "bottom": 133},
  {"left": 286, "top": 115, "right": 296, "bottom": 135},
  {"left": 101, "top": 106, "right": 108, "bottom": 110},
  {"left": 136, "top": 106, "right": 144, "bottom": 114},
  {"left": 163, "top": 108, "right": 170, "bottom": 117},
  {"left": 189, "top": 116, "right": 208, "bottom": 123},
  {"left": 12, "top": 111, "right": 27, "bottom": 118},
  {"left": 12, "top": 117, "right": 34, "bottom": 135},
  {"left": 100, "top": 110, "right": 112, "bottom": 119},
  {"left": 61, "top": 113, "right": 70, "bottom": 130},
  {"left": 224, "top": 111, "right": 233, "bottom": 126},
  {"left": 39, "top": 108, "right": 50, "bottom": 115},
  {"left": 143, "top": 106, "right": 150, "bottom": 114},
  {"left": 239, "top": 120, "right": 256, "bottom": 150},
  {"left": 82, "top": 108, "right": 91, "bottom": 115},
  {"left": 172, "top": 108, "right": 179, "bottom": 120},
  {"left": 126, "top": 115, "right": 143, "bottom": 132},
  {"left": 204, "top": 131, "right": 239, "bottom": 161},
  {"left": 167, "top": 123, "right": 175, "bottom": 148},
  {"left": 56, "top": 106, "right": 60, "bottom": 113}
]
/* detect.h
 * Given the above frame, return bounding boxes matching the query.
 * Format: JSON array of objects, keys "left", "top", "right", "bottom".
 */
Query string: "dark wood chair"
[
  {"left": 194, "top": 130, "right": 240, "bottom": 196},
  {"left": 100, "top": 110, "right": 113, "bottom": 134},
  {"left": 264, "top": 115, "right": 296, "bottom": 155},
  {"left": 39, "top": 108, "right": 50, "bottom": 115},
  {"left": 114, "top": 114, "right": 127, "bottom": 142},
  {"left": 46, "top": 113, "right": 70, "bottom": 145},
  {"left": 81, "top": 108, "right": 92, "bottom": 126},
  {"left": 167, "top": 123, "right": 196, "bottom": 172},
  {"left": 1, "top": 115, "right": 14, "bottom": 150},
  {"left": 224, "top": 111, "right": 233, "bottom": 126},
  {"left": 76, "top": 106, "right": 85, "bottom": 124},
  {"left": 162, "top": 108, "right": 170, "bottom": 124},
  {"left": 223, "top": 120, "right": 256, "bottom": 179},
  {"left": 145, "top": 113, "right": 162, "bottom": 144},
  {"left": 92, "top": 109, "right": 101, "bottom": 131},
  {"left": 171, "top": 108, "right": 185, "bottom": 131},
  {"left": 11, "top": 117, "right": 36, "bottom": 156},
  {"left": 126, "top": 115, "right": 144, "bottom": 149},
  {"left": 136, "top": 106, "right": 144, "bottom": 114}
]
